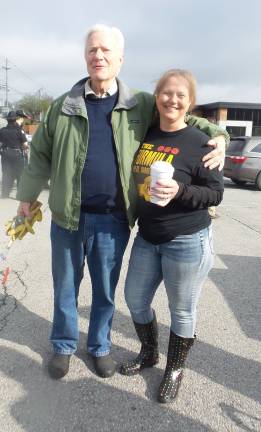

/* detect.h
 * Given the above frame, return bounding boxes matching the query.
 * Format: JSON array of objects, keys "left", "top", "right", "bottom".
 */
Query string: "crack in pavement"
[
  {"left": 228, "top": 216, "right": 261, "bottom": 235},
  {"left": 221, "top": 210, "right": 261, "bottom": 235},
  {"left": 0, "top": 263, "right": 29, "bottom": 331}
]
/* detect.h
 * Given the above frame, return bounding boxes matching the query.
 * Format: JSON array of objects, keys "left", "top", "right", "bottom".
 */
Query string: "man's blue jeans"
[
  {"left": 125, "top": 227, "right": 214, "bottom": 338},
  {"left": 50, "top": 211, "right": 130, "bottom": 357}
]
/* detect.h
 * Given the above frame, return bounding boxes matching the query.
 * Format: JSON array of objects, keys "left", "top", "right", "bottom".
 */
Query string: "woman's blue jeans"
[
  {"left": 125, "top": 227, "right": 214, "bottom": 338},
  {"left": 50, "top": 211, "right": 130, "bottom": 357}
]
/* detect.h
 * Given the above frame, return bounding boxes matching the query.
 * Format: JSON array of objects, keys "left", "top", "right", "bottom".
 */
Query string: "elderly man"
[{"left": 17, "top": 24, "right": 229, "bottom": 379}]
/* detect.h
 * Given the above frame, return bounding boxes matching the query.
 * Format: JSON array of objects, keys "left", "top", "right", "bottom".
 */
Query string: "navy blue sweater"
[{"left": 81, "top": 93, "right": 125, "bottom": 211}]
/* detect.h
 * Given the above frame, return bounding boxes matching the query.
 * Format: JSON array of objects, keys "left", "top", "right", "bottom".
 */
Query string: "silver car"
[{"left": 224, "top": 136, "right": 261, "bottom": 190}]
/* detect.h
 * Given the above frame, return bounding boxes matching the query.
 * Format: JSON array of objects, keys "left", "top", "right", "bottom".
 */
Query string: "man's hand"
[
  {"left": 17, "top": 202, "right": 32, "bottom": 218},
  {"left": 202, "top": 135, "right": 226, "bottom": 171}
]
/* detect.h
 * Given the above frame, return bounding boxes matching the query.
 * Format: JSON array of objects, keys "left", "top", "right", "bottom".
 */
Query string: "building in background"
[
  {"left": 0, "top": 116, "right": 7, "bottom": 128},
  {"left": 194, "top": 102, "right": 261, "bottom": 137}
]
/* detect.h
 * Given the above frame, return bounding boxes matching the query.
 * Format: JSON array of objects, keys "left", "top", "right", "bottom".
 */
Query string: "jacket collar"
[
  {"left": 115, "top": 79, "right": 138, "bottom": 109},
  {"left": 62, "top": 77, "right": 138, "bottom": 116}
]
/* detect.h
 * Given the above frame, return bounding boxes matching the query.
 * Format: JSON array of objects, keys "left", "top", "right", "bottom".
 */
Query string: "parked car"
[{"left": 224, "top": 136, "right": 261, "bottom": 190}]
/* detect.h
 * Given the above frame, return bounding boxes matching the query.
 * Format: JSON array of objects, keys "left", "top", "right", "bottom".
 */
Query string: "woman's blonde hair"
[{"left": 154, "top": 69, "right": 197, "bottom": 111}]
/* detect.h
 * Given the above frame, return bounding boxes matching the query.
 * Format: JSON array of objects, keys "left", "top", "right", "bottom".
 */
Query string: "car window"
[
  {"left": 250, "top": 143, "right": 261, "bottom": 153},
  {"left": 228, "top": 140, "right": 247, "bottom": 152}
]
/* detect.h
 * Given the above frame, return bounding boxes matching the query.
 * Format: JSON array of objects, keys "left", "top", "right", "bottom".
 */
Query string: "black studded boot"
[
  {"left": 119, "top": 312, "right": 159, "bottom": 376},
  {"left": 157, "top": 331, "right": 195, "bottom": 403}
]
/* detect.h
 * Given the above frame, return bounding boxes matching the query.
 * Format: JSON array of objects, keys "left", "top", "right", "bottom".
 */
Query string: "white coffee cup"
[{"left": 150, "top": 161, "right": 175, "bottom": 205}]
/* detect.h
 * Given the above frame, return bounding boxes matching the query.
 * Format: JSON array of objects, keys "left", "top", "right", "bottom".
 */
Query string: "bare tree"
[{"left": 16, "top": 93, "right": 53, "bottom": 122}]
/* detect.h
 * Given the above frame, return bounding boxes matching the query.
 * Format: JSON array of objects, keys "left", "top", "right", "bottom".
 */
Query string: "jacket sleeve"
[
  {"left": 186, "top": 114, "right": 230, "bottom": 148},
  {"left": 16, "top": 106, "right": 54, "bottom": 202},
  {"left": 174, "top": 164, "right": 224, "bottom": 209}
]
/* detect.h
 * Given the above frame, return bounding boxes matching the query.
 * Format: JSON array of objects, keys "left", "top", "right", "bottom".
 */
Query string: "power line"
[
  {"left": 8, "top": 85, "right": 29, "bottom": 97},
  {"left": 0, "top": 54, "right": 50, "bottom": 100},
  {"left": 7, "top": 58, "right": 47, "bottom": 93}
]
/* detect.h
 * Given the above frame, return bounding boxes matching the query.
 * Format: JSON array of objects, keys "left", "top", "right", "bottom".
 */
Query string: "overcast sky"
[{"left": 0, "top": 0, "right": 260, "bottom": 106}]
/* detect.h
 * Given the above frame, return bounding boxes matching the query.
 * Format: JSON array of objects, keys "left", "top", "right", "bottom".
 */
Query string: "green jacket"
[{"left": 17, "top": 78, "right": 229, "bottom": 230}]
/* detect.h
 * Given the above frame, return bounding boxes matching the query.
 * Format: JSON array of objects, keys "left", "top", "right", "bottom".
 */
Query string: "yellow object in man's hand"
[{"left": 5, "top": 201, "right": 42, "bottom": 242}]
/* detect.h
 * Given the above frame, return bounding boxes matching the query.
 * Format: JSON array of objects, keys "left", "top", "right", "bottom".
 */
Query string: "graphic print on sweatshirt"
[{"left": 133, "top": 139, "right": 180, "bottom": 201}]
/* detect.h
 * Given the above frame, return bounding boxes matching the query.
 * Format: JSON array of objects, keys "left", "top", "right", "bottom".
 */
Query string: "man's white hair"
[{"left": 85, "top": 24, "right": 125, "bottom": 52}]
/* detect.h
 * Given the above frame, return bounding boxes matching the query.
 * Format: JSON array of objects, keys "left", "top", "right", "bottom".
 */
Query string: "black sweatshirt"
[{"left": 133, "top": 125, "right": 224, "bottom": 244}]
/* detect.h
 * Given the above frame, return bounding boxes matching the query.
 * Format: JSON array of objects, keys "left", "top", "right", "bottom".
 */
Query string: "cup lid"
[{"left": 150, "top": 161, "right": 174, "bottom": 173}]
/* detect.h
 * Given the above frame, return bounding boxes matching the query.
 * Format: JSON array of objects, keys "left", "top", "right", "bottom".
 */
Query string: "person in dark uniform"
[
  {"left": 0, "top": 111, "right": 28, "bottom": 198},
  {"left": 16, "top": 109, "right": 30, "bottom": 165}
]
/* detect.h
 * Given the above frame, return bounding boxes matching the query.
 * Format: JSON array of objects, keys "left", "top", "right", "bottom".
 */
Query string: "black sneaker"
[
  {"left": 48, "top": 353, "right": 71, "bottom": 379},
  {"left": 92, "top": 354, "right": 117, "bottom": 378}
]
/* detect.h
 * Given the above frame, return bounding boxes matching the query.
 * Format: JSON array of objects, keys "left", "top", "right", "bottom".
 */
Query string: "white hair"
[{"left": 85, "top": 24, "right": 125, "bottom": 52}]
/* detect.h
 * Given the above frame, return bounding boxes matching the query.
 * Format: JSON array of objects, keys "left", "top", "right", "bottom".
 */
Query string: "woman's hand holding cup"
[
  {"left": 150, "top": 178, "right": 179, "bottom": 207},
  {"left": 150, "top": 161, "right": 177, "bottom": 207}
]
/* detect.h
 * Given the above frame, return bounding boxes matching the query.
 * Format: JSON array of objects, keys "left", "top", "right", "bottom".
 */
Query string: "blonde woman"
[{"left": 120, "top": 70, "right": 224, "bottom": 403}]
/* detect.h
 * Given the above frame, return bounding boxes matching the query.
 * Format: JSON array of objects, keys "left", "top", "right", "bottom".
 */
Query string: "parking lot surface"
[{"left": 0, "top": 180, "right": 260, "bottom": 432}]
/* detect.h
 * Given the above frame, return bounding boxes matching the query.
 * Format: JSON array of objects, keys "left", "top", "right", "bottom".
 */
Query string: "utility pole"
[{"left": 2, "top": 57, "right": 10, "bottom": 107}]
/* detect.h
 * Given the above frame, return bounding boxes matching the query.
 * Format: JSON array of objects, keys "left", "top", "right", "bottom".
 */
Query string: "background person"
[
  {"left": 15, "top": 109, "right": 30, "bottom": 165},
  {"left": 119, "top": 69, "right": 224, "bottom": 404},
  {"left": 16, "top": 25, "right": 228, "bottom": 381},
  {"left": 0, "top": 111, "right": 28, "bottom": 198}
]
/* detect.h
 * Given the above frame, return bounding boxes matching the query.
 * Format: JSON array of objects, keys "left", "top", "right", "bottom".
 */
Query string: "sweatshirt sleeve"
[
  {"left": 186, "top": 114, "right": 230, "bottom": 148},
  {"left": 174, "top": 164, "right": 224, "bottom": 209}
]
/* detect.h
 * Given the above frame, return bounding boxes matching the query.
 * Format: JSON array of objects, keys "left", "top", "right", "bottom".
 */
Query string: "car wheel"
[
  {"left": 255, "top": 172, "right": 261, "bottom": 190},
  {"left": 231, "top": 178, "right": 247, "bottom": 186}
]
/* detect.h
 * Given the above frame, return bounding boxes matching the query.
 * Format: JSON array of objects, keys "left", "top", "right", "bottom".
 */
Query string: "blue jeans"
[
  {"left": 50, "top": 211, "right": 130, "bottom": 357},
  {"left": 125, "top": 227, "right": 214, "bottom": 338}
]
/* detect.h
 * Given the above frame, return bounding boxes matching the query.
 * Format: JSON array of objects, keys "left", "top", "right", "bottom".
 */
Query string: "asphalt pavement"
[{"left": 0, "top": 180, "right": 260, "bottom": 432}]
